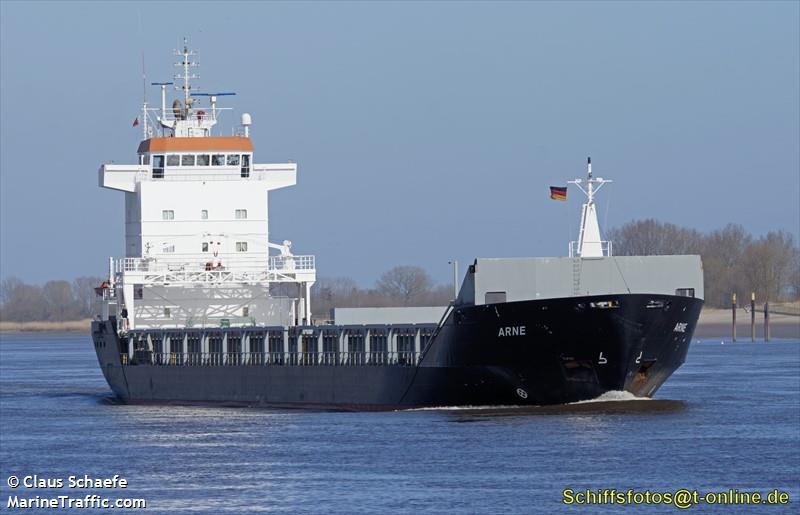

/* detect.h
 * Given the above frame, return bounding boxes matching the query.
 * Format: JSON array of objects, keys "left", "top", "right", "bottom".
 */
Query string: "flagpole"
[
  {"left": 138, "top": 8, "right": 148, "bottom": 140},
  {"left": 141, "top": 50, "right": 148, "bottom": 140}
]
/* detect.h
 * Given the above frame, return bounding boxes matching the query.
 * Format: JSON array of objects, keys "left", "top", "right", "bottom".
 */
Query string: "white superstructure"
[{"left": 97, "top": 41, "right": 315, "bottom": 331}]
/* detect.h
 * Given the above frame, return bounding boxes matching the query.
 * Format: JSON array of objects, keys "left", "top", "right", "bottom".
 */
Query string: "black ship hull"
[{"left": 91, "top": 293, "right": 702, "bottom": 410}]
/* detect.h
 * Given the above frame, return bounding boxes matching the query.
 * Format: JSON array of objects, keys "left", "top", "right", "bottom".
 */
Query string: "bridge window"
[
  {"left": 227, "top": 154, "right": 240, "bottom": 166},
  {"left": 181, "top": 154, "right": 195, "bottom": 166},
  {"left": 212, "top": 154, "right": 225, "bottom": 166},
  {"left": 152, "top": 155, "right": 164, "bottom": 178},
  {"left": 242, "top": 307, "right": 249, "bottom": 317},
  {"left": 162, "top": 210, "right": 174, "bottom": 220},
  {"left": 164, "top": 307, "right": 171, "bottom": 318},
  {"left": 201, "top": 209, "right": 208, "bottom": 220},
  {"left": 163, "top": 245, "right": 175, "bottom": 253},
  {"left": 202, "top": 242, "right": 209, "bottom": 252},
  {"left": 241, "top": 154, "right": 250, "bottom": 178},
  {"left": 196, "top": 154, "right": 210, "bottom": 166},
  {"left": 235, "top": 209, "right": 248, "bottom": 219},
  {"left": 236, "top": 242, "right": 248, "bottom": 252},
  {"left": 166, "top": 154, "right": 180, "bottom": 166}
]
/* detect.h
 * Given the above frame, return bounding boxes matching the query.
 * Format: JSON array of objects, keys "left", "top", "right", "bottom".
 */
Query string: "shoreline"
[
  {"left": 696, "top": 308, "right": 799, "bottom": 339},
  {"left": 0, "top": 319, "right": 93, "bottom": 333}
]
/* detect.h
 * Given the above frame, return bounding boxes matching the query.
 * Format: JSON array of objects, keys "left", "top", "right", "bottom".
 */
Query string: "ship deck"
[{"left": 108, "top": 323, "right": 440, "bottom": 369}]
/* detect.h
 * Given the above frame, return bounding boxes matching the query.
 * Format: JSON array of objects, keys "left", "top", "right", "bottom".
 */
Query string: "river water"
[{"left": 1, "top": 332, "right": 798, "bottom": 514}]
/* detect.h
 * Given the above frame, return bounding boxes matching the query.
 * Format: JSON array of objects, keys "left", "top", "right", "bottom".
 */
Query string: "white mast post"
[
  {"left": 568, "top": 157, "right": 613, "bottom": 258},
  {"left": 172, "top": 38, "right": 199, "bottom": 135},
  {"left": 175, "top": 39, "right": 198, "bottom": 107},
  {"left": 182, "top": 41, "right": 190, "bottom": 105},
  {"left": 161, "top": 84, "right": 167, "bottom": 120}
]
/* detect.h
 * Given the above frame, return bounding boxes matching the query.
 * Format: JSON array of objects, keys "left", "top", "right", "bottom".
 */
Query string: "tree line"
[
  {"left": 311, "top": 266, "right": 453, "bottom": 320},
  {"left": 0, "top": 277, "right": 104, "bottom": 322},
  {"left": 1, "top": 221, "right": 797, "bottom": 321},
  {"left": 607, "top": 220, "right": 799, "bottom": 307},
  {"left": 0, "top": 267, "right": 452, "bottom": 323}
]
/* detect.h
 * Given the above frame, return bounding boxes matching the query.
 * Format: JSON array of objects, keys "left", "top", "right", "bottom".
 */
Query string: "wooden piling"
[
  {"left": 731, "top": 293, "right": 737, "bottom": 342},
  {"left": 751, "top": 292, "right": 756, "bottom": 342},
  {"left": 764, "top": 301, "right": 770, "bottom": 342}
]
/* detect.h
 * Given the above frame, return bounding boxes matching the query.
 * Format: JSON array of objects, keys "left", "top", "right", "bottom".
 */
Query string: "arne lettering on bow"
[{"left": 498, "top": 326, "right": 526, "bottom": 337}]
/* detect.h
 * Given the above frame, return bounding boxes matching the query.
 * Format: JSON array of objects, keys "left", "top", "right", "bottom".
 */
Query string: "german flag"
[{"left": 550, "top": 186, "right": 567, "bottom": 201}]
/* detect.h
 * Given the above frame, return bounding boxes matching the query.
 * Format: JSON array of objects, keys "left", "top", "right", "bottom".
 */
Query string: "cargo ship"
[{"left": 91, "top": 42, "right": 704, "bottom": 409}]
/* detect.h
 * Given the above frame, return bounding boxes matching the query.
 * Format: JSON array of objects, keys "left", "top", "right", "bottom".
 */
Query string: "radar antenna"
[{"left": 191, "top": 92, "right": 236, "bottom": 123}]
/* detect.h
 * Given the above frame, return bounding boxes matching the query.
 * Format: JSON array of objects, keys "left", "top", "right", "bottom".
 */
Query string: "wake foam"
[
  {"left": 402, "top": 405, "right": 524, "bottom": 412},
  {"left": 400, "top": 391, "right": 650, "bottom": 412},
  {"left": 570, "top": 390, "right": 650, "bottom": 404}
]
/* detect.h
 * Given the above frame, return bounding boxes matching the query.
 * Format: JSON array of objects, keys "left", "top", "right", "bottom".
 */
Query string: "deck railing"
[
  {"left": 128, "top": 350, "right": 423, "bottom": 367},
  {"left": 115, "top": 255, "right": 315, "bottom": 274},
  {"left": 568, "top": 240, "right": 613, "bottom": 258}
]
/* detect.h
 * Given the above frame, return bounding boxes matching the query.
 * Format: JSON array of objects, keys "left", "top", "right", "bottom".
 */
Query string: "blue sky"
[{"left": 1, "top": 1, "right": 798, "bottom": 286}]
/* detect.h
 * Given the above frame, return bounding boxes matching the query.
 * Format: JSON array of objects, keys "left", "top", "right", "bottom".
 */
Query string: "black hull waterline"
[{"left": 91, "top": 294, "right": 703, "bottom": 410}]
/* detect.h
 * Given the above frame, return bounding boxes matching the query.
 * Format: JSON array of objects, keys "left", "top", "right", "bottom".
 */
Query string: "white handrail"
[{"left": 115, "top": 255, "right": 315, "bottom": 273}]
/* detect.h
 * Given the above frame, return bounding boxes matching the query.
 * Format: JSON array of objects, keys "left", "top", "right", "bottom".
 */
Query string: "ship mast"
[
  {"left": 140, "top": 51, "right": 149, "bottom": 140},
  {"left": 174, "top": 38, "right": 198, "bottom": 107},
  {"left": 150, "top": 39, "right": 222, "bottom": 138},
  {"left": 568, "top": 157, "right": 613, "bottom": 258}
]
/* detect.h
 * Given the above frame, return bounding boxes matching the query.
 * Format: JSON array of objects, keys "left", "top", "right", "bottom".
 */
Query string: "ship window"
[
  {"left": 212, "top": 154, "right": 225, "bottom": 166},
  {"left": 241, "top": 154, "right": 250, "bottom": 178},
  {"left": 227, "top": 154, "right": 240, "bottom": 166},
  {"left": 236, "top": 242, "right": 248, "bottom": 252},
  {"left": 163, "top": 245, "right": 175, "bottom": 253},
  {"left": 140, "top": 154, "right": 150, "bottom": 165},
  {"left": 152, "top": 155, "right": 164, "bottom": 179},
  {"left": 235, "top": 209, "right": 248, "bottom": 219},
  {"left": 485, "top": 291, "right": 506, "bottom": 304},
  {"left": 242, "top": 307, "right": 249, "bottom": 317},
  {"left": 162, "top": 210, "right": 174, "bottom": 220},
  {"left": 675, "top": 288, "right": 695, "bottom": 298},
  {"left": 202, "top": 242, "right": 209, "bottom": 252},
  {"left": 164, "top": 307, "right": 171, "bottom": 318},
  {"left": 166, "top": 154, "right": 180, "bottom": 166},
  {"left": 197, "top": 154, "right": 210, "bottom": 166},
  {"left": 181, "top": 154, "right": 195, "bottom": 166},
  {"left": 201, "top": 209, "right": 208, "bottom": 220}
]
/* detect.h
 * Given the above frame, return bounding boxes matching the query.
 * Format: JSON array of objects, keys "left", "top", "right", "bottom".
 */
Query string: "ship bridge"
[{"left": 97, "top": 40, "right": 315, "bottom": 332}]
